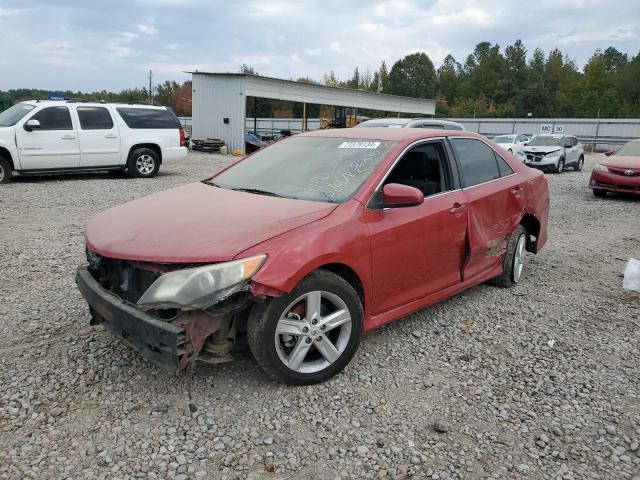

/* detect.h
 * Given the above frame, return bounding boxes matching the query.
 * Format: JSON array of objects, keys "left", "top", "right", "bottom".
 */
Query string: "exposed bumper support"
[{"left": 76, "top": 266, "right": 184, "bottom": 372}]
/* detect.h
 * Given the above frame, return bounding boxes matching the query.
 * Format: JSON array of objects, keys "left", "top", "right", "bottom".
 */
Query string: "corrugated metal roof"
[{"left": 189, "top": 72, "right": 436, "bottom": 115}]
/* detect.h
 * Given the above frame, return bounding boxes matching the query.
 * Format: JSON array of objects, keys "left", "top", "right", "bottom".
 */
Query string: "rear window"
[
  {"left": 116, "top": 107, "right": 180, "bottom": 129},
  {"left": 77, "top": 107, "right": 114, "bottom": 130}
]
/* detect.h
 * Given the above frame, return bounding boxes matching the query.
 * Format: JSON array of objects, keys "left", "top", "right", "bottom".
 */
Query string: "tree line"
[
  {"left": 2, "top": 40, "right": 639, "bottom": 118},
  {"left": 0, "top": 81, "right": 192, "bottom": 116},
  {"left": 323, "top": 40, "right": 639, "bottom": 118}
]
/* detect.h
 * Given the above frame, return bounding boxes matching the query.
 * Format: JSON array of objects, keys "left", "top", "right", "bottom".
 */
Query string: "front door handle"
[
  {"left": 61, "top": 135, "right": 76, "bottom": 140},
  {"left": 104, "top": 134, "right": 118, "bottom": 139},
  {"left": 449, "top": 202, "right": 466, "bottom": 215}
]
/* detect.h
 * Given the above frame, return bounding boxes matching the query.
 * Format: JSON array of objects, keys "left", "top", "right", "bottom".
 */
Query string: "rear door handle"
[
  {"left": 61, "top": 135, "right": 76, "bottom": 140},
  {"left": 104, "top": 134, "right": 118, "bottom": 139},
  {"left": 449, "top": 202, "right": 466, "bottom": 214},
  {"left": 511, "top": 186, "right": 523, "bottom": 197}
]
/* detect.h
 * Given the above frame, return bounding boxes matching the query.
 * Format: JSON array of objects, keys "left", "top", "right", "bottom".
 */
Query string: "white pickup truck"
[{"left": 0, "top": 101, "right": 188, "bottom": 184}]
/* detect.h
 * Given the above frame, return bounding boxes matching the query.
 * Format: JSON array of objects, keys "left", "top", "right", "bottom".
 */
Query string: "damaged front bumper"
[
  {"left": 76, "top": 266, "right": 245, "bottom": 373},
  {"left": 76, "top": 266, "right": 183, "bottom": 371}
]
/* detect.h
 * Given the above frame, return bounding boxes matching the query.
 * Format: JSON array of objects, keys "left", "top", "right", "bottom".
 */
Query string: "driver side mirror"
[
  {"left": 381, "top": 183, "right": 424, "bottom": 208},
  {"left": 605, "top": 150, "right": 615, "bottom": 156},
  {"left": 24, "top": 119, "right": 41, "bottom": 132}
]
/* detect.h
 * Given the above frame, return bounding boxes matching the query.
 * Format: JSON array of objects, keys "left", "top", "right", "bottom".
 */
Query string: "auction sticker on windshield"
[{"left": 338, "top": 141, "right": 381, "bottom": 149}]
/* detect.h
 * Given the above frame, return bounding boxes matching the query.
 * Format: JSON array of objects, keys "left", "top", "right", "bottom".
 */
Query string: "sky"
[{"left": 1, "top": 0, "right": 639, "bottom": 92}]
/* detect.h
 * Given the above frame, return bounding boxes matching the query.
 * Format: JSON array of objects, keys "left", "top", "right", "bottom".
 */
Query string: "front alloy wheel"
[{"left": 248, "top": 270, "right": 363, "bottom": 385}]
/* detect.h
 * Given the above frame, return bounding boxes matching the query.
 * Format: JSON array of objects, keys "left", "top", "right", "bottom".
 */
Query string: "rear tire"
[
  {"left": 127, "top": 148, "right": 160, "bottom": 178},
  {"left": 247, "top": 269, "right": 363, "bottom": 385},
  {"left": 593, "top": 189, "right": 607, "bottom": 198},
  {"left": 489, "top": 225, "right": 526, "bottom": 288},
  {"left": 0, "top": 157, "right": 12, "bottom": 184},
  {"left": 575, "top": 155, "right": 584, "bottom": 172}
]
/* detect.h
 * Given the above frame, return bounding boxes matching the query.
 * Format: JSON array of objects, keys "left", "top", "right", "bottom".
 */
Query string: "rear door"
[
  {"left": 16, "top": 106, "right": 80, "bottom": 170},
  {"left": 75, "top": 106, "right": 121, "bottom": 167},
  {"left": 449, "top": 137, "right": 524, "bottom": 281}
]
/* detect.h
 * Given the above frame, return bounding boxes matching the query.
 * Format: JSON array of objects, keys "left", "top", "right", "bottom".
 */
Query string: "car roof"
[
  {"left": 19, "top": 100, "right": 169, "bottom": 110},
  {"left": 300, "top": 127, "right": 478, "bottom": 142}
]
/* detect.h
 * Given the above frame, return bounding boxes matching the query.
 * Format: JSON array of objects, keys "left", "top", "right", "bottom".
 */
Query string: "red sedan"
[
  {"left": 76, "top": 128, "right": 549, "bottom": 384},
  {"left": 590, "top": 140, "right": 640, "bottom": 197}
]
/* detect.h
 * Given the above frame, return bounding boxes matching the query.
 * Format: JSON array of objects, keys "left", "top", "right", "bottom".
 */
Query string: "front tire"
[
  {"left": 554, "top": 158, "right": 565, "bottom": 174},
  {"left": 593, "top": 188, "right": 607, "bottom": 198},
  {"left": 0, "top": 156, "right": 12, "bottom": 184},
  {"left": 127, "top": 148, "right": 160, "bottom": 178},
  {"left": 489, "top": 225, "right": 526, "bottom": 288},
  {"left": 247, "top": 270, "right": 363, "bottom": 385}
]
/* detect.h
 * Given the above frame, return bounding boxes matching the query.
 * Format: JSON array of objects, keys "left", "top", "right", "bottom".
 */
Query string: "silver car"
[{"left": 355, "top": 118, "right": 465, "bottom": 130}]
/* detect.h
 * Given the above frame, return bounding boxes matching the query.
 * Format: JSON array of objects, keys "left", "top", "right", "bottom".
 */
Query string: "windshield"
[
  {"left": 0, "top": 103, "right": 36, "bottom": 127},
  {"left": 615, "top": 141, "right": 640, "bottom": 156},
  {"left": 527, "top": 136, "right": 562, "bottom": 147},
  {"left": 493, "top": 135, "right": 515, "bottom": 143},
  {"left": 211, "top": 136, "right": 396, "bottom": 203}
]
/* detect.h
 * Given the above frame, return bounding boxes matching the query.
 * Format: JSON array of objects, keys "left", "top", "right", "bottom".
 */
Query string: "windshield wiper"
[{"left": 229, "top": 187, "right": 283, "bottom": 197}]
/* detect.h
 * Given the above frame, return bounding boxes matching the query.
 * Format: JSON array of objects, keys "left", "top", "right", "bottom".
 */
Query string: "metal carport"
[{"left": 189, "top": 72, "right": 436, "bottom": 153}]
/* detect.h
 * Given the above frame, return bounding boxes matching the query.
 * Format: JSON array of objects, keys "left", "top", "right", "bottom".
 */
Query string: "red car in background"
[
  {"left": 590, "top": 140, "right": 640, "bottom": 197},
  {"left": 76, "top": 128, "right": 549, "bottom": 385}
]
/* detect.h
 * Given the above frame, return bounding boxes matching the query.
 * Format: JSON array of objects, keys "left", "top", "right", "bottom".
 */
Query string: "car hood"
[
  {"left": 600, "top": 155, "right": 640, "bottom": 169},
  {"left": 86, "top": 182, "right": 338, "bottom": 263},
  {"left": 523, "top": 146, "right": 562, "bottom": 154}
]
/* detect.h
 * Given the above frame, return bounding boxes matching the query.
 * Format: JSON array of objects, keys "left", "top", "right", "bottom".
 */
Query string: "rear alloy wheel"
[
  {"left": 489, "top": 225, "right": 527, "bottom": 288},
  {"left": 248, "top": 270, "right": 363, "bottom": 385},
  {"left": 0, "top": 157, "right": 12, "bottom": 184},
  {"left": 127, "top": 148, "right": 160, "bottom": 178},
  {"left": 575, "top": 156, "right": 584, "bottom": 171},
  {"left": 555, "top": 158, "right": 565, "bottom": 174}
]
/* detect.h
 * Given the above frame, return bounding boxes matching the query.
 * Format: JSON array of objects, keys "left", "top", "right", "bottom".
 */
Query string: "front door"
[
  {"left": 366, "top": 140, "right": 468, "bottom": 315},
  {"left": 75, "top": 106, "right": 121, "bottom": 167},
  {"left": 16, "top": 106, "right": 80, "bottom": 170}
]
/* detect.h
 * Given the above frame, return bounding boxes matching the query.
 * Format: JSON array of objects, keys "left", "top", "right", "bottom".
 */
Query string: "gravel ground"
[{"left": 1, "top": 152, "right": 639, "bottom": 480}]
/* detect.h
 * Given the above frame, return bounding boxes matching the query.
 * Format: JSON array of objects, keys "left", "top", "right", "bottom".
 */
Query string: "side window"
[
  {"left": 383, "top": 141, "right": 451, "bottom": 197},
  {"left": 420, "top": 123, "right": 444, "bottom": 129},
  {"left": 77, "top": 107, "right": 114, "bottom": 130},
  {"left": 572, "top": 137, "right": 578, "bottom": 146},
  {"left": 450, "top": 138, "right": 501, "bottom": 187},
  {"left": 517, "top": 134, "right": 527, "bottom": 142},
  {"left": 495, "top": 152, "right": 514, "bottom": 176},
  {"left": 30, "top": 106, "right": 72, "bottom": 130},
  {"left": 116, "top": 107, "right": 180, "bottom": 129}
]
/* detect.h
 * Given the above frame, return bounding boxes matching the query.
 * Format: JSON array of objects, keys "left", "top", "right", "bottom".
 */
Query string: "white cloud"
[
  {"left": 137, "top": 23, "right": 158, "bottom": 34},
  {"left": 164, "top": 43, "right": 179, "bottom": 51},
  {"left": 0, "top": 7, "right": 24, "bottom": 17},
  {"left": 29, "top": 41, "right": 81, "bottom": 67},
  {"left": 122, "top": 32, "right": 139, "bottom": 43},
  {"left": 304, "top": 47, "right": 322, "bottom": 56},
  {"left": 329, "top": 41, "right": 342, "bottom": 53},
  {"left": 290, "top": 52, "right": 302, "bottom": 62}
]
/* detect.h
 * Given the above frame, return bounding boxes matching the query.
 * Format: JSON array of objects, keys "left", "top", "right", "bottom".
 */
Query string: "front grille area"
[
  {"left": 87, "top": 251, "right": 163, "bottom": 304},
  {"left": 609, "top": 167, "right": 640, "bottom": 177},
  {"left": 525, "top": 152, "right": 545, "bottom": 162}
]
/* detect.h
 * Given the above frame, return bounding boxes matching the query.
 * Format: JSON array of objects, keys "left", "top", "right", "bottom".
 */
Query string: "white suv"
[{"left": 0, "top": 101, "right": 188, "bottom": 184}]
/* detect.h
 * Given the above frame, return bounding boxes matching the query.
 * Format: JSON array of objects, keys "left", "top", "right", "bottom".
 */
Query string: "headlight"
[
  {"left": 593, "top": 163, "right": 609, "bottom": 172},
  {"left": 544, "top": 151, "right": 560, "bottom": 158},
  {"left": 137, "top": 254, "right": 266, "bottom": 309}
]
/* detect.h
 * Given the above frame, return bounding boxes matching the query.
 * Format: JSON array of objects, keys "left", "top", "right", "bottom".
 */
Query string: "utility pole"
[{"left": 148, "top": 69, "right": 153, "bottom": 105}]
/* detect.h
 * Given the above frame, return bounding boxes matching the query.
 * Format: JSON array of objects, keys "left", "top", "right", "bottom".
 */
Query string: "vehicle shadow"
[{"left": 11, "top": 170, "right": 177, "bottom": 184}]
